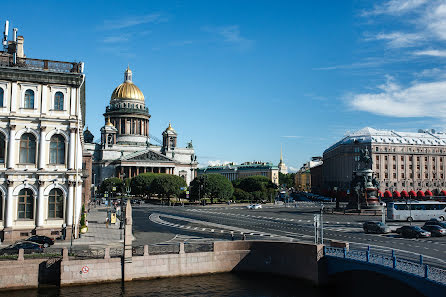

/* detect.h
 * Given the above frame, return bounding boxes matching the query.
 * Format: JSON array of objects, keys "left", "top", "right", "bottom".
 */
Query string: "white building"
[
  {"left": 0, "top": 30, "right": 85, "bottom": 242},
  {"left": 84, "top": 68, "right": 198, "bottom": 186}
]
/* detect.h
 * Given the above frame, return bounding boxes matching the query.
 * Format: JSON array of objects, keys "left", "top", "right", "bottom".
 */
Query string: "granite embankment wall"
[
  {"left": 0, "top": 241, "right": 324, "bottom": 290},
  {"left": 61, "top": 241, "right": 323, "bottom": 286}
]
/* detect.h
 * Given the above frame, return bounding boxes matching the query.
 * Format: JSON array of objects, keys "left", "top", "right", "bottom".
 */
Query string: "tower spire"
[
  {"left": 280, "top": 144, "right": 283, "bottom": 162},
  {"left": 124, "top": 65, "right": 132, "bottom": 82}
]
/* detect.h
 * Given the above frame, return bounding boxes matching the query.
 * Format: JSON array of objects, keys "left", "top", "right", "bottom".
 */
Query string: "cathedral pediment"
[{"left": 122, "top": 149, "right": 173, "bottom": 162}]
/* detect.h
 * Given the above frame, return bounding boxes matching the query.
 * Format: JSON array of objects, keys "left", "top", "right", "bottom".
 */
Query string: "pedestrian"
[{"left": 106, "top": 217, "right": 109, "bottom": 228}]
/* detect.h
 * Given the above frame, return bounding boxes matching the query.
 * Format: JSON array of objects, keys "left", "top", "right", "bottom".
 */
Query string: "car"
[
  {"left": 0, "top": 241, "right": 44, "bottom": 255},
  {"left": 26, "top": 235, "right": 54, "bottom": 248},
  {"left": 424, "top": 219, "right": 446, "bottom": 229},
  {"left": 363, "top": 221, "right": 391, "bottom": 234},
  {"left": 421, "top": 224, "right": 446, "bottom": 236},
  {"left": 396, "top": 226, "right": 431, "bottom": 238},
  {"left": 247, "top": 204, "right": 262, "bottom": 210}
]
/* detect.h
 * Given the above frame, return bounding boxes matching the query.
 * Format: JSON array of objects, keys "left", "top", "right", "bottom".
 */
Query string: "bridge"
[{"left": 323, "top": 246, "right": 446, "bottom": 297}]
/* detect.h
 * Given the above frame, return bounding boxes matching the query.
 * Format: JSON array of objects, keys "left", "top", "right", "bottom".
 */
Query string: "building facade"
[
  {"left": 323, "top": 127, "right": 446, "bottom": 196},
  {"left": 295, "top": 157, "right": 323, "bottom": 192},
  {"left": 84, "top": 68, "right": 198, "bottom": 187},
  {"left": 0, "top": 32, "right": 85, "bottom": 242},
  {"left": 198, "top": 161, "right": 279, "bottom": 185}
]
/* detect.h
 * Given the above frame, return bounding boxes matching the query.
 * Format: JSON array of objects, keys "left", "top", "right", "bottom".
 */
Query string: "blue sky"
[{"left": 3, "top": 0, "right": 446, "bottom": 171}]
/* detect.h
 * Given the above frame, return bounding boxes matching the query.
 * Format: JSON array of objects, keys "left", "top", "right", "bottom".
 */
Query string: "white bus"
[{"left": 387, "top": 201, "right": 446, "bottom": 222}]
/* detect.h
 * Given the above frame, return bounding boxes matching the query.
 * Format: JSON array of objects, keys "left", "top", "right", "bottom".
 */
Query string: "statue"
[
  {"left": 187, "top": 140, "right": 193, "bottom": 149},
  {"left": 359, "top": 147, "right": 372, "bottom": 169}
]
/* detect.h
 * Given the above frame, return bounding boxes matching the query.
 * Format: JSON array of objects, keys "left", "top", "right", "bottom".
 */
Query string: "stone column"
[
  {"left": 66, "top": 181, "right": 74, "bottom": 226},
  {"left": 136, "top": 167, "right": 139, "bottom": 176},
  {"left": 36, "top": 180, "right": 45, "bottom": 227},
  {"left": 7, "top": 124, "right": 16, "bottom": 169},
  {"left": 5, "top": 180, "right": 14, "bottom": 228},
  {"left": 68, "top": 128, "right": 76, "bottom": 169},
  {"left": 38, "top": 126, "right": 46, "bottom": 169},
  {"left": 123, "top": 201, "right": 133, "bottom": 281}
]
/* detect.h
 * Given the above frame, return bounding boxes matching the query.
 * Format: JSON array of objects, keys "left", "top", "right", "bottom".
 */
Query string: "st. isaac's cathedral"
[{"left": 84, "top": 67, "right": 198, "bottom": 186}]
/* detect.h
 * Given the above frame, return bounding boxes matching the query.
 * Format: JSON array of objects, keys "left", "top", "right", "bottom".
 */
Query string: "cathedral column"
[
  {"left": 68, "top": 128, "right": 76, "bottom": 170},
  {"left": 136, "top": 167, "right": 140, "bottom": 176},
  {"left": 7, "top": 125, "right": 16, "bottom": 169},
  {"left": 118, "top": 118, "right": 121, "bottom": 134},
  {"left": 38, "top": 126, "right": 46, "bottom": 169},
  {"left": 66, "top": 181, "right": 74, "bottom": 226},
  {"left": 36, "top": 180, "right": 44, "bottom": 227},
  {"left": 5, "top": 180, "right": 13, "bottom": 228}
]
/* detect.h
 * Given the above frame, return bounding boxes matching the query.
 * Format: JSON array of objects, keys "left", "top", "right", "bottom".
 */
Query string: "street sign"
[
  {"left": 180, "top": 187, "right": 186, "bottom": 191},
  {"left": 104, "top": 193, "right": 108, "bottom": 197},
  {"left": 112, "top": 187, "right": 116, "bottom": 191},
  {"left": 186, "top": 191, "right": 189, "bottom": 195},
  {"left": 82, "top": 266, "right": 89, "bottom": 273}
]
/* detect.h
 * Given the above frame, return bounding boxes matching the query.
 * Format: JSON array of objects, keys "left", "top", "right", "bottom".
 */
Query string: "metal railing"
[
  {"left": 0, "top": 55, "right": 82, "bottom": 73},
  {"left": 324, "top": 246, "right": 446, "bottom": 286}
]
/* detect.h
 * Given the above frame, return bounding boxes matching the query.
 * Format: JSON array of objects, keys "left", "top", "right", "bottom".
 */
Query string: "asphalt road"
[{"left": 132, "top": 202, "right": 446, "bottom": 268}]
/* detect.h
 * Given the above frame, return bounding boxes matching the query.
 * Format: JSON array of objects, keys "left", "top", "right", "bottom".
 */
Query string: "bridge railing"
[{"left": 324, "top": 246, "right": 446, "bottom": 286}]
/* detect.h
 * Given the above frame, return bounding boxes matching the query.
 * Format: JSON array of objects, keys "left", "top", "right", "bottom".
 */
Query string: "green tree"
[
  {"left": 233, "top": 175, "right": 277, "bottom": 202},
  {"left": 99, "top": 177, "right": 123, "bottom": 194},
  {"left": 233, "top": 188, "right": 252, "bottom": 201},
  {"left": 150, "top": 174, "right": 187, "bottom": 204},
  {"left": 279, "top": 172, "right": 296, "bottom": 188},
  {"left": 190, "top": 174, "right": 234, "bottom": 203},
  {"left": 130, "top": 173, "right": 157, "bottom": 197}
]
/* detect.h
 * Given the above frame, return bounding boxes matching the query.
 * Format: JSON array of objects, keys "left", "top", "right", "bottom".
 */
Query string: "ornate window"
[
  {"left": 0, "top": 133, "right": 5, "bottom": 163},
  {"left": 0, "top": 192, "right": 2, "bottom": 220},
  {"left": 24, "top": 89, "right": 34, "bottom": 109},
  {"left": 19, "top": 133, "right": 36, "bottom": 163},
  {"left": 0, "top": 87, "right": 3, "bottom": 107},
  {"left": 50, "top": 135, "right": 65, "bottom": 164},
  {"left": 48, "top": 188, "right": 63, "bottom": 218},
  {"left": 54, "top": 91, "right": 64, "bottom": 111},
  {"left": 18, "top": 189, "right": 33, "bottom": 219}
]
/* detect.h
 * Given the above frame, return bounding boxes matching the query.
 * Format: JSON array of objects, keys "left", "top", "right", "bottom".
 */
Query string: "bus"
[{"left": 386, "top": 201, "right": 446, "bottom": 222}]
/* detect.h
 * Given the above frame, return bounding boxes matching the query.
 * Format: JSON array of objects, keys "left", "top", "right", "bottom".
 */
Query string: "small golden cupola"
[{"left": 110, "top": 66, "right": 145, "bottom": 102}]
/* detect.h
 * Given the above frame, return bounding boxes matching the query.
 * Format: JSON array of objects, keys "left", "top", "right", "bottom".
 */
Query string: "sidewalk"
[{"left": 54, "top": 206, "right": 124, "bottom": 248}]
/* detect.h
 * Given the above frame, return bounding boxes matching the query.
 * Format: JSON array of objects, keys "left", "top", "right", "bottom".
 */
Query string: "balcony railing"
[{"left": 0, "top": 55, "right": 82, "bottom": 74}]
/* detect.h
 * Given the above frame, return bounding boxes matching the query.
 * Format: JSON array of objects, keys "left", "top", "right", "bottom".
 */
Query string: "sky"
[{"left": 3, "top": 0, "right": 446, "bottom": 172}]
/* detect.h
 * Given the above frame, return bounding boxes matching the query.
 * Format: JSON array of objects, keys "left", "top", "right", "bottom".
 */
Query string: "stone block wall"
[
  {"left": 60, "top": 257, "right": 121, "bottom": 286},
  {"left": 0, "top": 259, "right": 42, "bottom": 290}
]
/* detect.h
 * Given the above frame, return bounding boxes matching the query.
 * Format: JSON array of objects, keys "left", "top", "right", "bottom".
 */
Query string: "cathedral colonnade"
[{"left": 116, "top": 166, "right": 176, "bottom": 178}]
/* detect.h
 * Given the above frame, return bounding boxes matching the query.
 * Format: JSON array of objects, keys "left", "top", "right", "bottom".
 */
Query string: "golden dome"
[
  {"left": 110, "top": 66, "right": 145, "bottom": 102},
  {"left": 111, "top": 82, "right": 145, "bottom": 101},
  {"left": 105, "top": 117, "right": 114, "bottom": 127}
]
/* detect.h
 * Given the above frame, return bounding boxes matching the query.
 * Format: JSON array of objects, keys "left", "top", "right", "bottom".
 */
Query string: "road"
[{"left": 132, "top": 202, "right": 446, "bottom": 267}]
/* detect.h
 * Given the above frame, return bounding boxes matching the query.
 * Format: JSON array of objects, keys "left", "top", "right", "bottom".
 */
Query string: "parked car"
[
  {"left": 247, "top": 204, "right": 262, "bottom": 210},
  {"left": 26, "top": 235, "right": 54, "bottom": 248},
  {"left": 424, "top": 219, "right": 446, "bottom": 229},
  {"left": 363, "top": 221, "right": 391, "bottom": 234},
  {"left": 396, "top": 226, "right": 431, "bottom": 238},
  {"left": 0, "top": 241, "right": 44, "bottom": 255},
  {"left": 421, "top": 224, "right": 446, "bottom": 237}
]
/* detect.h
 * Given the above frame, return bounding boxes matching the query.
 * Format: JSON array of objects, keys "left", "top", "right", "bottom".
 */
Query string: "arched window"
[
  {"left": 0, "top": 88, "right": 4, "bottom": 107},
  {"left": 19, "top": 133, "right": 36, "bottom": 163},
  {"left": 50, "top": 135, "right": 65, "bottom": 164},
  {"left": 0, "top": 192, "right": 2, "bottom": 221},
  {"left": 0, "top": 133, "right": 5, "bottom": 163},
  {"left": 54, "top": 92, "right": 64, "bottom": 111},
  {"left": 24, "top": 89, "right": 34, "bottom": 109},
  {"left": 18, "top": 188, "right": 33, "bottom": 219},
  {"left": 48, "top": 188, "right": 63, "bottom": 218}
]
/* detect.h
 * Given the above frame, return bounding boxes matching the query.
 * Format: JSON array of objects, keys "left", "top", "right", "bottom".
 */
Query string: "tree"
[
  {"left": 150, "top": 174, "right": 187, "bottom": 204},
  {"left": 233, "top": 175, "right": 278, "bottom": 202},
  {"left": 233, "top": 188, "right": 252, "bottom": 201},
  {"left": 99, "top": 177, "right": 123, "bottom": 194},
  {"left": 190, "top": 174, "right": 234, "bottom": 203},
  {"left": 130, "top": 173, "right": 157, "bottom": 197},
  {"left": 279, "top": 172, "right": 296, "bottom": 189}
]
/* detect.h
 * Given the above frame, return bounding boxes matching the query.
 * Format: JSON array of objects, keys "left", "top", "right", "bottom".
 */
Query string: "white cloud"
[
  {"left": 371, "top": 32, "right": 423, "bottom": 47},
  {"left": 101, "top": 13, "right": 167, "bottom": 30},
  {"left": 365, "top": 0, "right": 428, "bottom": 15},
  {"left": 203, "top": 25, "right": 253, "bottom": 50},
  {"left": 103, "top": 35, "right": 129, "bottom": 43},
  {"left": 413, "top": 49, "right": 446, "bottom": 57},
  {"left": 425, "top": 3, "right": 446, "bottom": 40},
  {"left": 207, "top": 160, "right": 232, "bottom": 167},
  {"left": 350, "top": 76, "right": 446, "bottom": 118}
]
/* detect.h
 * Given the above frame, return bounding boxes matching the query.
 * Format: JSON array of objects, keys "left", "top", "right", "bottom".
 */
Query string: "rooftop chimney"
[{"left": 16, "top": 36, "right": 24, "bottom": 58}]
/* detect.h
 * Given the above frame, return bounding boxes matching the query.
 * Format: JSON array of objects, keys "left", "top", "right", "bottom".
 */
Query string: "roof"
[
  {"left": 200, "top": 161, "right": 278, "bottom": 171},
  {"left": 324, "top": 127, "right": 446, "bottom": 154}
]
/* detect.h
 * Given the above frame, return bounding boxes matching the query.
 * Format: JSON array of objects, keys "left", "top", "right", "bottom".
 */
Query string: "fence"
[{"left": 324, "top": 246, "right": 446, "bottom": 286}]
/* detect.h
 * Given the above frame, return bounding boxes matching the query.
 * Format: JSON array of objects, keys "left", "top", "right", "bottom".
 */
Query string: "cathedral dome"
[{"left": 110, "top": 67, "right": 145, "bottom": 102}]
